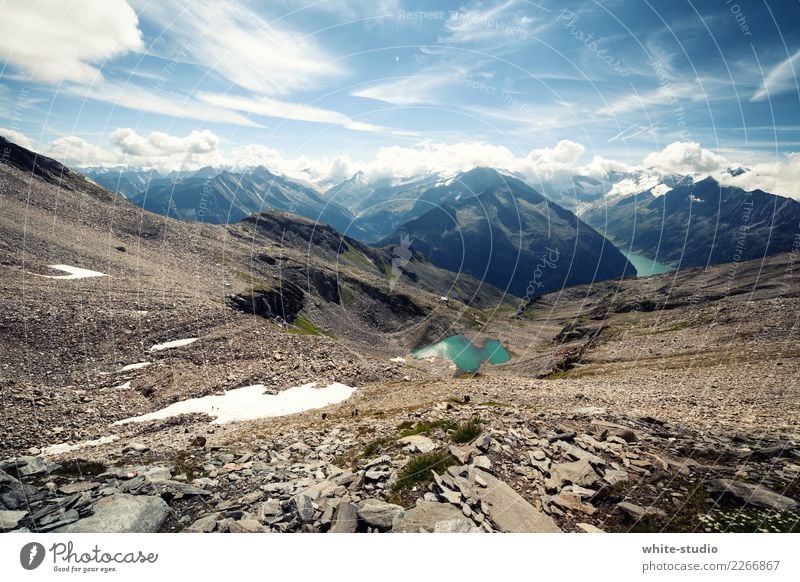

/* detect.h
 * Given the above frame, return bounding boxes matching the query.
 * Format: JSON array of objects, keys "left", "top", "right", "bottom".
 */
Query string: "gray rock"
[
  {"left": 392, "top": 501, "right": 465, "bottom": 533},
  {"left": 588, "top": 421, "right": 637, "bottom": 443},
  {"left": 399, "top": 435, "right": 438, "bottom": 454},
  {"left": 124, "top": 442, "right": 150, "bottom": 453},
  {"left": 58, "top": 481, "right": 101, "bottom": 494},
  {"left": 185, "top": 513, "right": 219, "bottom": 533},
  {"left": 228, "top": 519, "right": 267, "bottom": 533},
  {"left": 472, "top": 470, "right": 561, "bottom": 532},
  {"left": 707, "top": 479, "right": 798, "bottom": 512},
  {"left": 576, "top": 522, "right": 605, "bottom": 533},
  {"left": 292, "top": 494, "right": 316, "bottom": 521},
  {"left": 546, "top": 458, "right": 601, "bottom": 491},
  {"left": 617, "top": 502, "right": 666, "bottom": 521},
  {"left": 329, "top": 501, "right": 358, "bottom": 533},
  {"left": 0, "top": 510, "right": 28, "bottom": 531},
  {"left": 433, "top": 518, "right": 480, "bottom": 533},
  {"left": 603, "top": 469, "right": 629, "bottom": 487},
  {"left": 56, "top": 494, "right": 169, "bottom": 533},
  {"left": 474, "top": 433, "right": 492, "bottom": 452},
  {"left": 357, "top": 499, "right": 404, "bottom": 530},
  {"left": 471, "top": 455, "right": 492, "bottom": 471},
  {"left": 9, "top": 456, "right": 49, "bottom": 477},
  {"left": 257, "top": 499, "right": 283, "bottom": 522}
]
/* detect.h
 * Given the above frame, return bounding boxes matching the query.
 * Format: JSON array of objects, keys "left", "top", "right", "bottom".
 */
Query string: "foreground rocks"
[{"left": 2, "top": 397, "right": 798, "bottom": 534}]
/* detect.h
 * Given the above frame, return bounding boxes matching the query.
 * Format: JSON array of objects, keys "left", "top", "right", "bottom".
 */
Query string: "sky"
[{"left": 1, "top": 0, "right": 799, "bottom": 195}]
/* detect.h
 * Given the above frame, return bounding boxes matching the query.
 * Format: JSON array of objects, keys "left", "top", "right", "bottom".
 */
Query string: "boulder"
[
  {"left": 617, "top": 502, "right": 666, "bottom": 522},
  {"left": 357, "top": 499, "right": 403, "bottom": 530},
  {"left": 55, "top": 494, "right": 169, "bottom": 533},
  {"left": 391, "top": 501, "right": 465, "bottom": 533},
  {"left": 433, "top": 518, "right": 480, "bottom": 533},
  {"left": 329, "top": 501, "right": 358, "bottom": 533},
  {"left": 706, "top": 479, "right": 798, "bottom": 512},
  {"left": 399, "top": 435, "right": 438, "bottom": 454},
  {"left": 0, "top": 510, "right": 28, "bottom": 531},
  {"left": 588, "top": 421, "right": 637, "bottom": 443},
  {"left": 546, "top": 458, "right": 601, "bottom": 491},
  {"left": 472, "top": 470, "right": 561, "bottom": 532}
]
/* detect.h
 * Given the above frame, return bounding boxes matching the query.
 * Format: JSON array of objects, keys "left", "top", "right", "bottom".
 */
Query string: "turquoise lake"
[
  {"left": 622, "top": 251, "right": 674, "bottom": 278},
  {"left": 413, "top": 335, "right": 511, "bottom": 372}
]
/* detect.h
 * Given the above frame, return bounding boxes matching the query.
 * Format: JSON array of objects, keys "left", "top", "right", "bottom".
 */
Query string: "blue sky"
[{"left": 1, "top": 0, "right": 799, "bottom": 193}]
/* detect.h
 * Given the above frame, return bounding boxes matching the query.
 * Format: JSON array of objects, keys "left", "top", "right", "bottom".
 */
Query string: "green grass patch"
[
  {"left": 288, "top": 313, "right": 334, "bottom": 337},
  {"left": 450, "top": 417, "right": 483, "bottom": 444},
  {"left": 392, "top": 451, "right": 457, "bottom": 492},
  {"left": 340, "top": 243, "right": 375, "bottom": 270},
  {"left": 362, "top": 437, "right": 394, "bottom": 458}
]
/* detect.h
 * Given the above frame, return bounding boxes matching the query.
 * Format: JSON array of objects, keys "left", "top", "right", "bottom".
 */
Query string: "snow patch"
[
  {"left": 120, "top": 362, "right": 151, "bottom": 372},
  {"left": 42, "top": 435, "right": 119, "bottom": 456},
  {"left": 150, "top": 338, "right": 198, "bottom": 352},
  {"left": 40, "top": 265, "right": 107, "bottom": 280},
  {"left": 114, "top": 382, "right": 357, "bottom": 425},
  {"left": 390, "top": 357, "right": 406, "bottom": 363}
]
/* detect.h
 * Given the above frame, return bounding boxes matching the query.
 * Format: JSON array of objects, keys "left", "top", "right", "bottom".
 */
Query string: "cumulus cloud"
[
  {"left": 39, "top": 130, "right": 800, "bottom": 201},
  {"left": 109, "top": 129, "right": 219, "bottom": 156},
  {"left": 0, "top": 0, "right": 143, "bottom": 84},
  {"left": 0, "top": 128, "right": 34, "bottom": 149},
  {"left": 718, "top": 153, "right": 800, "bottom": 200},
  {"left": 643, "top": 141, "right": 728, "bottom": 175},
  {"left": 46, "top": 136, "right": 122, "bottom": 167},
  {"left": 45, "top": 129, "right": 224, "bottom": 172}
]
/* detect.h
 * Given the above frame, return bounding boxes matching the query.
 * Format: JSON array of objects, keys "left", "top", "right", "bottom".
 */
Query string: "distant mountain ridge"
[
  {"left": 581, "top": 176, "right": 800, "bottom": 269},
  {"left": 380, "top": 167, "right": 634, "bottom": 297}
]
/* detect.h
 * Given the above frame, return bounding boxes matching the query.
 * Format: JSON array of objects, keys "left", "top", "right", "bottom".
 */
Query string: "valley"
[{"left": 1, "top": 139, "right": 798, "bottom": 535}]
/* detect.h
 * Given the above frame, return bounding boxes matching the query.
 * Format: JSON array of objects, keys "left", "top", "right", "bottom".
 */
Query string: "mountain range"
[{"left": 580, "top": 176, "right": 800, "bottom": 269}]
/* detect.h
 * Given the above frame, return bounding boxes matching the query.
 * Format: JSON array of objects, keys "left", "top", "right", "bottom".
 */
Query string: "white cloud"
[
  {"left": 440, "top": 0, "right": 533, "bottom": 45},
  {"left": 196, "top": 93, "right": 383, "bottom": 132},
  {"left": 352, "top": 75, "right": 455, "bottom": 106},
  {"left": 597, "top": 82, "right": 702, "bottom": 117},
  {"left": 109, "top": 128, "right": 219, "bottom": 156},
  {"left": 0, "top": 128, "right": 33, "bottom": 149},
  {"left": 718, "top": 152, "right": 800, "bottom": 200},
  {"left": 45, "top": 129, "right": 225, "bottom": 172},
  {"left": 40, "top": 130, "right": 800, "bottom": 202},
  {"left": 132, "top": 0, "right": 341, "bottom": 96},
  {"left": 65, "top": 81, "right": 261, "bottom": 127},
  {"left": 643, "top": 141, "right": 728, "bottom": 174},
  {"left": 752, "top": 49, "right": 800, "bottom": 102},
  {"left": 0, "top": 0, "right": 143, "bottom": 84},
  {"left": 46, "top": 136, "right": 121, "bottom": 167}
]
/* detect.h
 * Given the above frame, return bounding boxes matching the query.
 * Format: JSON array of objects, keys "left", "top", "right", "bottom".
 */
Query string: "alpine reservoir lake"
[
  {"left": 622, "top": 251, "right": 675, "bottom": 278},
  {"left": 413, "top": 335, "right": 511, "bottom": 372}
]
